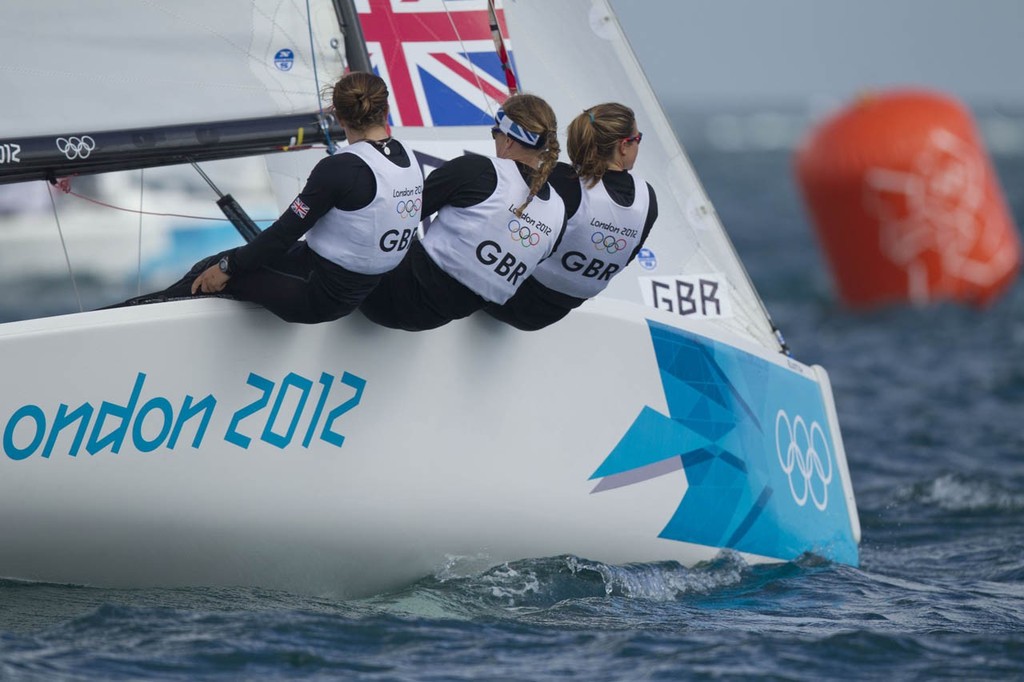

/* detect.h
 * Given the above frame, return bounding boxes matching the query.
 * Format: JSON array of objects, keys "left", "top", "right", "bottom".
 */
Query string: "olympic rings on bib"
[
  {"left": 508, "top": 219, "right": 541, "bottom": 247},
  {"left": 591, "top": 230, "right": 628, "bottom": 254},
  {"left": 395, "top": 198, "right": 421, "bottom": 219}
]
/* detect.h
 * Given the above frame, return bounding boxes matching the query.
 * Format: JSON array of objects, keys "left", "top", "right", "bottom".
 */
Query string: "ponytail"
[{"left": 568, "top": 103, "right": 635, "bottom": 188}]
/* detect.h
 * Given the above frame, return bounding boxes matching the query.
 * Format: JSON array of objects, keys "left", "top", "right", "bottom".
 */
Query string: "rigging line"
[
  {"left": 136, "top": 168, "right": 144, "bottom": 296},
  {"left": 440, "top": 0, "right": 496, "bottom": 117},
  {"left": 306, "top": 0, "right": 337, "bottom": 154},
  {"left": 60, "top": 190, "right": 274, "bottom": 224},
  {"left": 46, "top": 183, "right": 83, "bottom": 313},
  {"left": 681, "top": 241, "right": 778, "bottom": 352}
]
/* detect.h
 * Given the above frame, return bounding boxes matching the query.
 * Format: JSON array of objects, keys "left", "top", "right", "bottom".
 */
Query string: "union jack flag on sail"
[{"left": 355, "top": 0, "right": 516, "bottom": 127}]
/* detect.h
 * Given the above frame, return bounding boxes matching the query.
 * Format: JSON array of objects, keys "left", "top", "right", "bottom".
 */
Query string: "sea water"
[{"left": 1, "top": 124, "right": 1023, "bottom": 680}]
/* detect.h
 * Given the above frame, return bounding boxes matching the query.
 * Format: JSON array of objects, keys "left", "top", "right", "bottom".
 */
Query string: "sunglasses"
[
  {"left": 623, "top": 131, "right": 643, "bottom": 145},
  {"left": 490, "top": 127, "right": 502, "bottom": 139}
]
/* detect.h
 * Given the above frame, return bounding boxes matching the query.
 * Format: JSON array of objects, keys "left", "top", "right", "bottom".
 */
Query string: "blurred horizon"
[
  {"left": 609, "top": 0, "right": 1024, "bottom": 111},
  {"left": 665, "top": 103, "right": 1024, "bottom": 155}
]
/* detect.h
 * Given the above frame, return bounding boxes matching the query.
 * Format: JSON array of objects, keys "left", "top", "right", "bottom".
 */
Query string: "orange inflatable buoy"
[{"left": 794, "top": 88, "right": 1020, "bottom": 308}]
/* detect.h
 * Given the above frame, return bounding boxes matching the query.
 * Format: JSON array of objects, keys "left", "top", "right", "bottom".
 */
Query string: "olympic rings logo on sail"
[
  {"left": 55, "top": 136, "right": 96, "bottom": 161},
  {"left": 508, "top": 219, "right": 541, "bottom": 247},
  {"left": 775, "top": 409, "right": 833, "bottom": 511},
  {"left": 591, "top": 231, "right": 627, "bottom": 254},
  {"left": 396, "top": 198, "right": 421, "bottom": 219}
]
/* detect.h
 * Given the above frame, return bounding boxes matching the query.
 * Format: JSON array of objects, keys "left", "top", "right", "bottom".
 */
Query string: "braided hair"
[{"left": 500, "top": 93, "right": 560, "bottom": 216}]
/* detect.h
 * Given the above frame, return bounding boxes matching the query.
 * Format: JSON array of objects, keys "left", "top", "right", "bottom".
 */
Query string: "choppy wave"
[{"left": 3, "top": 551, "right": 1023, "bottom": 680}]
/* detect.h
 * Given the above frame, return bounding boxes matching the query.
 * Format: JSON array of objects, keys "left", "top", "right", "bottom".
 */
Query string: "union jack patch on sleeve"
[{"left": 290, "top": 197, "right": 310, "bottom": 219}]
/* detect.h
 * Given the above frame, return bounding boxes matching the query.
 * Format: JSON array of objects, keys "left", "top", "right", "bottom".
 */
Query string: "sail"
[
  {"left": 503, "top": 0, "right": 780, "bottom": 351},
  {"left": 265, "top": 0, "right": 783, "bottom": 351},
  {"left": 1, "top": 1, "right": 347, "bottom": 137}
]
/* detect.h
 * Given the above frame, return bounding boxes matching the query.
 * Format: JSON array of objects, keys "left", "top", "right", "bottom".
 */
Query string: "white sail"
[
  {"left": 1, "top": 0, "right": 346, "bottom": 137},
  {"left": 505, "top": 0, "right": 780, "bottom": 351}
]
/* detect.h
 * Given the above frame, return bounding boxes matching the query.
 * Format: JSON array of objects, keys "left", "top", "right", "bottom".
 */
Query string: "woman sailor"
[
  {"left": 121, "top": 71, "right": 423, "bottom": 324},
  {"left": 485, "top": 102, "right": 658, "bottom": 330},
  {"left": 358, "top": 93, "right": 566, "bottom": 331}
]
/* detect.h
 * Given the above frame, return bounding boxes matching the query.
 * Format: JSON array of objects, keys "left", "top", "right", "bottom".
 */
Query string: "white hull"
[{"left": 0, "top": 299, "right": 858, "bottom": 596}]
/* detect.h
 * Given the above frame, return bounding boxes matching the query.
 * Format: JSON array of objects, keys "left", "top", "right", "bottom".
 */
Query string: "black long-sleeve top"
[{"left": 231, "top": 141, "right": 413, "bottom": 274}]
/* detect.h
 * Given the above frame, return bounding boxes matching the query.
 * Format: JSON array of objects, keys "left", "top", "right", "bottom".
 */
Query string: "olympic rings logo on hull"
[
  {"left": 508, "top": 219, "right": 541, "bottom": 247},
  {"left": 592, "top": 230, "right": 627, "bottom": 254},
  {"left": 56, "top": 136, "right": 96, "bottom": 161},
  {"left": 775, "top": 409, "right": 833, "bottom": 511},
  {"left": 396, "top": 198, "right": 421, "bottom": 219}
]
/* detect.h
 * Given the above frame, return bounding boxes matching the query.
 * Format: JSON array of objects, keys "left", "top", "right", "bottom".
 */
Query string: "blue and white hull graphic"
[
  {"left": 593, "top": 321, "right": 858, "bottom": 566},
  {"left": 0, "top": 298, "right": 858, "bottom": 596}
]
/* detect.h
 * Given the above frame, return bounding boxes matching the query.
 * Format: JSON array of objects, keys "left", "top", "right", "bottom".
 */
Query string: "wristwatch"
[{"left": 218, "top": 255, "right": 231, "bottom": 275}]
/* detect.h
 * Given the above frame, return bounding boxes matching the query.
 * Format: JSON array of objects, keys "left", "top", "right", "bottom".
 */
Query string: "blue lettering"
[
  {"left": 2, "top": 366, "right": 367, "bottom": 459},
  {"left": 87, "top": 372, "right": 146, "bottom": 455},
  {"left": 132, "top": 397, "right": 174, "bottom": 453},
  {"left": 42, "top": 402, "right": 93, "bottom": 458},
  {"left": 169, "top": 394, "right": 216, "bottom": 449},
  {"left": 320, "top": 372, "right": 366, "bottom": 448},
  {"left": 225, "top": 373, "right": 274, "bottom": 449},
  {"left": 4, "top": 405, "right": 45, "bottom": 461},
  {"left": 303, "top": 372, "right": 334, "bottom": 448},
  {"left": 262, "top": 372, "right": 313, "bottom": 449}
]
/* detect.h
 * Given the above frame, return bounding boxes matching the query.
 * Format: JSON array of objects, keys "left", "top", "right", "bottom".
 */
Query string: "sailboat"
[{"left": 0, "top": 0, "right": 859, "bottom": 596}]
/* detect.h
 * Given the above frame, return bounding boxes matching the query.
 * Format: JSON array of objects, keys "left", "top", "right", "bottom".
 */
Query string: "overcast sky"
[{"left": 608, "top": 0, "right": 1024, "bottom": 109}]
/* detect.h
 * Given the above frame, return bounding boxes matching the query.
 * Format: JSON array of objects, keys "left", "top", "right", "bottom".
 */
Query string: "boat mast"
[{"left": 332, "top": 0, "right": 372, "bottom": 73}]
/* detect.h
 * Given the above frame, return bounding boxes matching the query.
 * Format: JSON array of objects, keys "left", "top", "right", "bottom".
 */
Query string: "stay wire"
[
  {"left": 136, "top": 168, "right": 144, "bottom": 295},
  {"left": 441, "top": 0, "right": 496, "bottom": 117},
  {"left": 306, "top": 0, "right": 336, "bottom": 154},
  {"left": 46, "top": 182, "right": 83, "bottom": 313}
]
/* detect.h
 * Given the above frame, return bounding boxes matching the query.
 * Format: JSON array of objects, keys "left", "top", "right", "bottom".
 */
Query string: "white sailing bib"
[
  {"left": 306, "top": 139, "right": 424, "bottom": 275},
  {"left": 532, "top": 173, "right": 650, "bottom": 299},
  {"left": 423, "top": 157, "right": 565, "bottom": 304}
]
